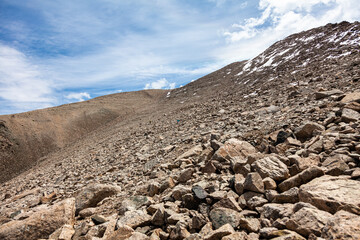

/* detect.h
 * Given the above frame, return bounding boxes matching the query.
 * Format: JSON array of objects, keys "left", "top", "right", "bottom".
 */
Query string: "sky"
[{"left": 0, "top": 0, "right": 359, "bottom": 114}]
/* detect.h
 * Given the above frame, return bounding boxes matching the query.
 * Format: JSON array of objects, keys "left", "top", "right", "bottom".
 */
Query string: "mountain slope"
[
  {"left": 0, "top": 21, "right": 360, "bottom": 239},
  {"left": 0, "top": 90, "right": 166, "bottom": 183}
]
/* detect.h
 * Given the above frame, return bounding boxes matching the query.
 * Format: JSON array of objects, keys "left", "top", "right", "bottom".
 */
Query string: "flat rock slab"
[
  {"left": 75, "top": 184, "right": 121, "bottom": 215},
  {"left": 251, "top": 155, "right": 289, "bottom": 181},
  {"left": 299, "top": 175, "right": 360, "bottom": 214}
]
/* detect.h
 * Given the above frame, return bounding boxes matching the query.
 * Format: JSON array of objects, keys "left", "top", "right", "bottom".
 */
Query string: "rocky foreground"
[{"left": 1, "top": 90, "right": 360, "bottom": 239}]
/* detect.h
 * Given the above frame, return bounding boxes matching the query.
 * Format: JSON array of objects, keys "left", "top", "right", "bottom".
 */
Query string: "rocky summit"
[{"left": 1, "top": 21, "right": 360, "bottom": 240}]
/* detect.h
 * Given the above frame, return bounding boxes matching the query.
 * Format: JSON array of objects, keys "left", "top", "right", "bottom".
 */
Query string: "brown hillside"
[{"left": 0, "top": 90, "right": 166, "bottom": 183}]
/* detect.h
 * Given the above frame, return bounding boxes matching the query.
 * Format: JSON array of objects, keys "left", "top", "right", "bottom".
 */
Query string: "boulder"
[
  {"left": 0, "top": 198, "right": 75, "bottom": 240},
  {"left": 322, "top": 155, "right": 349, "bottom": 176},
  {"left": 286, "top": 207, "right": 332, "bottom": 237},
  {"left": 244, "top": 172, "right": 264, "bottom": 193},
  {"left": 172, "top": 185, "right": 192, "bottom": 201},
  {"left": 299, "top": 175, "right": 360, "bottom": 214},
  {"left": 119, "top": 195, "right": 151, "bottom": 215},
  {"left": 273, "top": 187, "right": 299, "bottom": 203},
  {"left": 321, "top": 210, "right": 360, "bottom": 239},
  {"left": 278, "top": 166, "right": 324, "bottom": 192},
  {"left": 294, "top": 122, "right": 325, "bottom": 141},
  {"left": 116, "top": 210, "right": 151, "bottom": 229},
  {"left": 176, "top": 145, "right": 203, "bottom": 160},
  {"left": 169, "top": 221, "right": 190, "bottom": 240},
  {"left": 212, "top": 138, "right": 257, "bottom": 162},
  {"left": 294, "top": 155, "right": 320, "bottom": 171},
  {"left": 204, "top": 223, "right": 235, "bottom": 240},
  {"left": 260, "top": 203, "right": 293, "bottom": 221},
  {"left": 178, "top": 168, "right": 194, "bottom": 183},
  {"left": 263, "top": 177, "right": 277, "bottom": 190},
  {"left": 239, "top": 217, "right": 261, "bottom": 232},
  {"left": 212, "top": 197, "right": 242, "bottom": 212},
  {"left": 221, "top": 232, "right": 249, "bottom": 240},
  {"left": 75, "top": 184, "right": 121, "bottom": 214},
  {"left": 341, "top": 108, "right": 360, "bottom": 123},
  {"left": 315, "top": 89, "right": 343, "bottom": 100},
  {"left": 251, "top": 155, "right": 290, "bottom": 181},
  {"left": 209, "top": 207, "right": 242, "bottom": 229},
  {"left": 48, "top": 224, "right": 75, "bottom": 240},
  {"left": 233, "top": 174, "right": 245, "bottom": 195},
  {"left": 266, "top": 229, "right": 306, "bottom": 240},
  {"left": 341, "top": 91, "right": 360, "bottom": 103}
]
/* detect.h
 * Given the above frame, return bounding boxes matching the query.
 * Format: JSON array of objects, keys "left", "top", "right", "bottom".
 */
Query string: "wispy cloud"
[
  {"left": 219, "top": 0, "right": 360, "bottom": 62},
  {"left": 144, "top": 78, "right": 176, "bottom": 90},
  {"left": 0, "top": 43, "right": 56, "bottom": 114},
  {"left": 65, "top": 92, "right": 91, "bottom": 102}
]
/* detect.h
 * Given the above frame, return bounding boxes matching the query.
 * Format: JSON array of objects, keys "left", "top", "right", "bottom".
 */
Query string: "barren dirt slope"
[{"left": 0, "top": 90, "right": 166, "bottom": 183}]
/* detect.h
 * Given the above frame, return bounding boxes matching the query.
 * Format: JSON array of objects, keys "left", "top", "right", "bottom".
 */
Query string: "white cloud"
[
  {"left": 144, "top": 78, "right": 176, "bottom": 90},
  {"left": 0, "top": 43, "right": 56, "bottom": 114},
  {"left": 218, "top": 0, "right": 360, "bottom": 61},
  {"left": 65, "top": 92, "right": 91, "bottom": 102}
]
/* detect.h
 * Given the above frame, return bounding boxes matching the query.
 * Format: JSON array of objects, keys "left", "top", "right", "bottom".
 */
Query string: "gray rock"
[
  {"left": 260, "top": 203, "right": 293, "bottom": 221},
  {"left": 209, "top": 207, "right": 242, "bottom": 229},
  {"left": 116, "top": 210, "right": 151, "bottom": 229},
  {"left": 192, "top": 185, "right": 208, "bottom": 200},
  {"left": 119, "top": 195, "right": 151, "bottom": 215},
  {"left": 341, "top": 108, "right": 360, "bottom": 122}
]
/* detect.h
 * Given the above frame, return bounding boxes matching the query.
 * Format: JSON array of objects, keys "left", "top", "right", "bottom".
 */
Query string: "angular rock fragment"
[
  {"left": 0, "top": 198, "right": 75, "bottom": 240},
  {"left": 244, "top": 172, "right": 265, "bottom": 193},
  {"left": 204, "top": 223, "right": 235, "bottom": 240},
  {"left": 278, "top": 166, "right": 324, "bottom": 192},
  {"left": 252, "top": 155, "right": 290, "bottom": 181},
  {"left": 116, "top": 210, "right": 151, "bottom": 229},
  {"left": 321, "top": 210, "right": 360, "bottom": 239},
  {"left": 75, "top": 184, "right": 121, "bottom": 214},
  {"left": 209, "top": 207, "right": 242, "bottom": 229},
  {"left": 294, "top": 122, "right": 325, "bottom": 141},
  {"left": 192, "top": 185, "right": 208, "bottom": 200},
  {"left": 299, "top": 175, "right": 360, "bottom": 214},
  {"left": 341, "top": 108, "right": 360, "bottom": 123},
  {"left": 286, "top": 206, "right": 332, "bottom": 237},
  {"left": 212, "top": 138, "right": 257, "bottom": 162}
]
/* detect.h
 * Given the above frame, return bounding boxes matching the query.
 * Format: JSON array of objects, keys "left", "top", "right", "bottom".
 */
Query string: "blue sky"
[{"left": 0, "top": 0, "right": 359, "bottom": 114}]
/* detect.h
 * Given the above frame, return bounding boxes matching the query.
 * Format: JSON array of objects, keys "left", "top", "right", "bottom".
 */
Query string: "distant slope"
[{"left": 0, "top": 90, "right": 166, "bottom": 183}]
